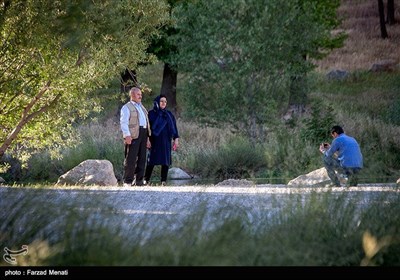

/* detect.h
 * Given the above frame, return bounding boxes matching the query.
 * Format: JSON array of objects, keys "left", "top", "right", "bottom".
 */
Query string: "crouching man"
[{"left": 319, "top": 125, "right": 363, "bottom": 187}]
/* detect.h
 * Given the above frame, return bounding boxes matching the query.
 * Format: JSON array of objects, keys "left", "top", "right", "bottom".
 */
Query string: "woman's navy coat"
[{"left": 147, "top": 96, "right": 179, "bottom": 166}]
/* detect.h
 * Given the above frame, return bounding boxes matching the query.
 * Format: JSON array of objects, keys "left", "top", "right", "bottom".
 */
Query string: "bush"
[
  {"left": 300, "top": 99, "right": 336, "bottom": 144},
  {"left": 26, "top": 151, "right": 57, "bottom": 181},
  {"left": 263, "top": 129, "right": 323, "bottom": 182}
]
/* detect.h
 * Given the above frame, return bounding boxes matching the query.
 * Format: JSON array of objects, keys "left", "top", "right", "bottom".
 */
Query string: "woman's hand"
[{"left": 173, "top": 138, "right": 179, "bottom": 151}]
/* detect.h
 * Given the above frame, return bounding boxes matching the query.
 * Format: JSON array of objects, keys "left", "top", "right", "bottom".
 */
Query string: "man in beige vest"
[{"left": 120, "top": 87, "right": 151, "bottom": 186}]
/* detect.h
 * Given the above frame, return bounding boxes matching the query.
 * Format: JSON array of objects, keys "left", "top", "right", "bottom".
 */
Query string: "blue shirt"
[{"left": 325, "top": 133, "right": 363, "bottom": 168}]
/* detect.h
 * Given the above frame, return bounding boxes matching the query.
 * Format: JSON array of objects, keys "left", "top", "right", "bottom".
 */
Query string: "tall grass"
[
  {"left": 188, "top": 136, "right": 266, "bottom": 180},
  {"left": 26, "top": 119, "right": 123, "bottom": 182},
  {"left": 1, "top": 187, "right": 399, "bottom": 265}
]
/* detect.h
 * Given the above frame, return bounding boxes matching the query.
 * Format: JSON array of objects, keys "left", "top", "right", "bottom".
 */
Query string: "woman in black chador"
[{"left": 144, "top": 95, "right": 179, "bottom": 186}]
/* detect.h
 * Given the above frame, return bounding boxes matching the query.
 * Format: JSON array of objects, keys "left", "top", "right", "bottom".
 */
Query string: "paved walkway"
[{"left": 1, "top": 183, "right": 398, "bottom": 242}]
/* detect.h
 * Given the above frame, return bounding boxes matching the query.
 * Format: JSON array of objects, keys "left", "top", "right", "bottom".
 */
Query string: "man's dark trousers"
[{"left": 123, "top": 127, "right": 148, "bottom": 185}]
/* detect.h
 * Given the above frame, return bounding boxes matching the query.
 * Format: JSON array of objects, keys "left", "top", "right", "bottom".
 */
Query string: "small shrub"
[
  {"left": 26, "top": 151, "right": 55, "bottom": 181},
  {"left": 300, "top": 99, "right": 336, "bottom": 144},
  {"left": 263, "top": 129, "right": 323, "bottom": 182}
]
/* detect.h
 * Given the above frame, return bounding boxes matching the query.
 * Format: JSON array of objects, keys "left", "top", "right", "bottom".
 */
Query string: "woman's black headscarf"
[{"left": 151, "top": 95, "right": 177, "bottom": 137}]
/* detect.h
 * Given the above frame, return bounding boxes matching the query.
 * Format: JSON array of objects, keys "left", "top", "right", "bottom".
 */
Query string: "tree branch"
[
  {"left": 75, "top": 48, "right": 87, "bottom": 66},
  {"left": 25, "top": 93, "right": 62, "bottom": 123},
  {"left": 0, "top": 76, "right": 36, "bottom": 115},
  {"left": 0, "top": 81, "right": 51, "bottom": 157}
]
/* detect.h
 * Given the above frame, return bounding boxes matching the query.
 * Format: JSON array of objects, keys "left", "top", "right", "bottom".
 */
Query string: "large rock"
[
  {"left": 56, "top": 159, "right": 118, "bottom": 186},
  {"left": 326, "top": 69, "right": 350, "bottom": 81},
  {"left": 287, "top": 167, "right": 330, "bottom": 187},
  {"left": 370, "top": 59, "right": 398, "bottom": 72},
  {"left": 168, "top": 167, "right": 192, "bottom": 179}
]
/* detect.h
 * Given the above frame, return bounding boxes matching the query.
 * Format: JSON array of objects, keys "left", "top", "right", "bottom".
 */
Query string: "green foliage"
[
  {"left": 262, "top": 128, "right": 323, "bottom": 182},
  {"left": 147, "top": 0, "right": 181, "bottom": 63},
  {"left": 0, "top": 0, "right": 169, "bottom": 156},
  {"left": 188, "top": 136, "right": 266, "bottom": 180},
  {"left": 26, "top": 151, "right": 55, "bottom": 181},
  {"left": 172, "top": 0, "right": 343, "bottom": 142},
  {"left": 173, "top": 0, "right": 292, "bottom": 136},
  {"left": 386, "top": 140, "right": 400, "bottom": 170},
  {"left": 300, "top": 0, "right": 346, "bottom": 59},
  {"left": 300, "top": 99, "right": 336, "bottom": 144}
]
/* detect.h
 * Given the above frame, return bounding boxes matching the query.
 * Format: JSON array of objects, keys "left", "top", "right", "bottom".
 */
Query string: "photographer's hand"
[{"left": 319, "top": 143, "right": 330, "bottom": 153}]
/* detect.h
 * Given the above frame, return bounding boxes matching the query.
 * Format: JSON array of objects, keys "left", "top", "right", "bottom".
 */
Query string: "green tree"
[
  {"left": 147, "top": 0, "right": 189, "bottom": 116},
  {"left": 287, "top": 0, "right": 344, "bottom": 113},
  {"left": 147, "top": 0, "right": 179, "bottom": 115},
  {"left": 172, "top": 0, "right": 343, "bottom": 144},
  {"left": 0, "top": 0, "right": 169, "bottom": 157}
]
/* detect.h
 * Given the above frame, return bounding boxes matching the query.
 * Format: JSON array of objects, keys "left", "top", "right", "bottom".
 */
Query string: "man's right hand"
[{"left": 124, "top": 136, "right": 132, "bottom": 145}]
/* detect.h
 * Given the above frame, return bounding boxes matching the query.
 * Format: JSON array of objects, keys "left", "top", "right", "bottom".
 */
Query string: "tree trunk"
[
  {"left": 288, "top": 74, "right": 307, "bottom": 115},
  {"left": 387, "top": 0, "right": 396, "bottom": 25},
  {"left": 246, "top": 76, "right": 258, "bottom": 146},
  {"left": 378, "top": 0, "right": 388, "bottom": 38},
  {"left": 160, "top": 63, "right": 178, "bottom": 116}
]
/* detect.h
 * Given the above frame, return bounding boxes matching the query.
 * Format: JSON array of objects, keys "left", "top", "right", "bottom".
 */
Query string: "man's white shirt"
[{"left": 120, "top": 101, "right": 147, "bottom": 138}]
